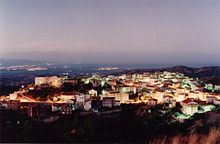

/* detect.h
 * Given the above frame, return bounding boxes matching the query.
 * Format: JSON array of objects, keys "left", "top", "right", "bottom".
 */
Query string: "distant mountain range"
[{"left": 164, "top": 66, "right": 220, "bottom": 85}]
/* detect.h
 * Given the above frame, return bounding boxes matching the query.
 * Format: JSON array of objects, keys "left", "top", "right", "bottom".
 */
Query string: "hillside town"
[{"left": 0, "top": 71, "right": 220, "bottom": 124}]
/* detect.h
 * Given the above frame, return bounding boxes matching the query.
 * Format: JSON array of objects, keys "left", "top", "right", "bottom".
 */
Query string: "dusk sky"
[{"left": 0, "top": 0, "right": 220, "bottom": 64}]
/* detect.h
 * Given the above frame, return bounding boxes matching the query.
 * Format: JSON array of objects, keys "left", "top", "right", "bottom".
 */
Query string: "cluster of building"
[
  {"left": 35, "top": 76, "right": 62, "bottom": 88},
  {"left": 0, "top": 65, "right": 47, "bottom": 71},
  {"left": 96, "top": 67, "right": 119, "bottom": 71},
  {"left": 0, "top": 71, "right": 220, "bottom": 122}
]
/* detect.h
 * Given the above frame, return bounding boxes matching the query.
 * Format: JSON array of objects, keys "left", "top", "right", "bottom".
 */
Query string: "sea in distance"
[{"left": 0, "top": 59, "right": 219, "bottom": 77}]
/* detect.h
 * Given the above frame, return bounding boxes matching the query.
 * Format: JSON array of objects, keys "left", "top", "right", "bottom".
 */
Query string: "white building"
[
  {"left": 181, "top": 98, "right": 199, "bottom": 115},
  {"left": 51, "top": 104, "right": 60, "bottom": 112},
  {"left": 163, "top": 95, "right": 176, "bottom": 108},
  {"left": 214, "top": 85, "right": 220, "bottom": 91},
  {"left": 102, "top": 97, "right": 115, "bottom": 108},
  {"left": 58, "top": 92, "right": 75, "bottom": 103},
  {"left": 83, "top": 98, "right": 92, "bottom": 111},
  {"left": 9, "top": 92, "right": 18, "bottom": 100},
  {"left": 213, "top": 98, "right": 220, "bottom": 105},
  {"left": 206, "top": 96, "right": 215, "bottom": 103},
  {"left": 35, "top": 76, "right": 62, "bottom": 88},
  {"left": 88, "top": 89, "right": 98, "bottom": 97},
  {"left": 148, "top": 98, "right": 158, "bottom": 106},
  {"left": 200, "top": 104, "right": 215, "bottom": 112},
  {"left": 119, "top": 86, "right": 137, "bottom": 94},
  {"left": 75, "top": 94, "right": 90, "bottom": 107},
  {"left": 163, "top": 95, "right": 174, "bottom": 103},
  {"left": 151, "top": 91, "right": 164, "bottom": 103},
  {"left": 175, "top": 92, "right": 186, "bottom": 102},
  {"left": 102, "top": 91, "right": 129, "bottom": 103},
  {"left": 75, "top": 94, "right": 85, "bottom": 103},
  {"left": 119, "top": 74, "right": 127, "bottom": 80}
]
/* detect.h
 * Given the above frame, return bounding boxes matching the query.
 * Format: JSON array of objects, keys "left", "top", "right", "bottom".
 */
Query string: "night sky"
[{"left": 0, "top": 0, "right": 220, "bottom": 64}]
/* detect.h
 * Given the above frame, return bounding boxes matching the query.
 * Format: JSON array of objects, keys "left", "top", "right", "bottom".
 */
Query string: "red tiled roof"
[
  {"left": 103, "top": 97, "right": 115, "bottom": 99},
  {"left": 24, "top": 95, "right": 36, "bottom": 101},
  {"left": 163, "top": 95, "right": 173, "bottom": 98},
  {"left": 198, "top": 101, "right": 207, "bottom": 105},
  {"left": 149, "top": 98, "right": 158, "bottom": 101},
  {"left": 182, "top": 98, "right": 198, "bottom": 105}
]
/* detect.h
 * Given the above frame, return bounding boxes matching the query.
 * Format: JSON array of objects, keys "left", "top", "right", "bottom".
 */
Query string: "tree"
[{"left": 62, "top": 82, "right": 74, "bottom": 92}]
